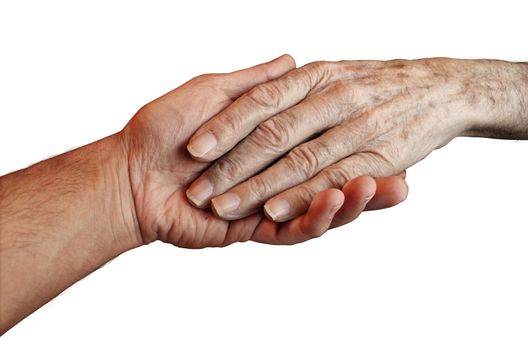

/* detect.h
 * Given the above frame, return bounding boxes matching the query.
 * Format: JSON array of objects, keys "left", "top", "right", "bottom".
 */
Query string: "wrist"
[{"left": 99, "top": 133, "right": 143, "bottom": 253}]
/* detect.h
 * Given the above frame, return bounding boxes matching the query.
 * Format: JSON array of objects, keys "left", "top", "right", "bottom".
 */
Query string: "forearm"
[
  {"left": 0, "top": 133, "right": 141, "bottom": 334},
  {"left": 464, "top": 60, "right": 528, "bottom": 139}
]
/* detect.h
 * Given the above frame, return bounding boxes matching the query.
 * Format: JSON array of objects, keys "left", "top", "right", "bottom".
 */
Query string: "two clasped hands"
[
  {"left": 1, "top": 54, "right": 526, "bottom": 333},
  {"left": 123, "top": 54, "right": 526, "bottom": 247}
]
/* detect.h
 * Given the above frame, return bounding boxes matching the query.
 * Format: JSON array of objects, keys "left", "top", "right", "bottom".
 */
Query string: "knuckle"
[
  {"left": 305, "top": 61, "right": 329, "bottom": 75},
  {"left": 284, "top": 144, "right": 322, "bottom": 179},
  {"left": 296, "top": 184, "right": 318, "bottom": 204},
  {"left": 322, "top": 163, "right": 353, "bottom": 188},
  {"left": 315, "top": 80, "right": 355, "bottom": 111},
  {"left": 135, "top": 101, "right": 154, "bottom": 118},
  {"left": 360, "top": 150, "right": 398, "bottom": 176},
  {"left": 211, "top": 155, "right": 244, "bottom": 184},
  {"left": 190, "top": 73, "right": 216, "bottom": 84},
  {"left": 281, "top": 68, "right": 312, "bottom": 95},
  {"left": 301, "top": 61, "right": 331, "bottom": 85},
  {"left": 251, "top": 116, "right": 292, "bottom": 153},
  {"left": 245, "top": 82, "right": 282, "bottom": 109},
  {"left": 247, "top": 175, "right": 273, "bottom": 201},
  {"left": 327, "top": 79, "right": 354, "bottom": 101},
  {"left": 216, "top": 109, "right": 242, "bottom": 137}
]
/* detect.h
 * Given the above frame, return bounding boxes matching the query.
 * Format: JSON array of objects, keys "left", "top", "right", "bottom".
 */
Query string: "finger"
[
  {"left": 329, "top": 176, "right": 376, "bottom": 229},
  {"left": 262, "top": 152, "right": 400, "bottom": 222},
  {"left": 365, "top": 175, "right": 409, "bottom": 211},
  {"left": 250, "top": 175, "right": 408, "bottom": 245},
  {"left": 220, "top": 213, "right": 263, "bottom": 247},
  {"left": 208, "top": 118, "right": 369, "bottom": 218},
  {"left": 186, "top": 94, "right": 350, "bottom": 208},
  {"left": 327, "top": 175, "right": 409, "bottom": 229},
  {"left": 251, "top": 188, "right": 344, "bottom": 245},
  {"left": 222, "top": 54, "right": 297, "bottom": 98},
  {"left": 186, "top": 62, "right": 326, "bottom": 161}
]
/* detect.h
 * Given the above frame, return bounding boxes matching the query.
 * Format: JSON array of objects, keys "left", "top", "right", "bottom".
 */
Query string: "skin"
[
  {"left": 186, "top": 58, "right": 528, "bottom": 221},
  {"left": 0, "top": 55, "right": 407, "bottom": 334}
]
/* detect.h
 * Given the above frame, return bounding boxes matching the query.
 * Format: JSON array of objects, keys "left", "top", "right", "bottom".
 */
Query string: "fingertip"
[
  {"left": 264, "top": 198, "right": 291, "bottom": 223},
  {"left": 312, "top": 188, "right": 345, "bottom": 213},
  {"left": 293, "top": 188, "right": 343, "bottom": 240},
  {"left": 366, "top": 176, "right": 409, "bottom": 211},
  {"left": 210, "top": 199, "right": 229, "bottom": 220},
  {"left": 185, "top": 188, "right": 204, "bottom": 208},
  {"left": 185, "top": 185, "right": 210, "bottom": 209},
  {"left": 186, "top": 150, "right": 216, "bottom": 162},
  {"left": 277, "top": 54, "right": 297, "bottom": 69},
  {"left": 385, "top": 176, "right": 409, "bottom": 205},
  {"left": 186, "top": 131, "right": 218, "bottom": 160},
  {"left": 329, "top": 177, "right": 375, "bottom": 229},
  {"left": 328, "top": 188, "right": 345, "bottom": 210},
  {"left": 186, "top": 145, "right": 208, "bottom": 161},
  {"left": 397, "top": 177, "right": 410, "bottom": 201},
  {"left": 256, "top": 54, "right": 296, "bottom": 82},
  {"left": 342, "top": 176, "right": 376, "bottom": 200}
]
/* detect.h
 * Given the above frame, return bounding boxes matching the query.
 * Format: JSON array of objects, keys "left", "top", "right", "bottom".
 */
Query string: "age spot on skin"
[
  {"left": 371, "top": 95, "right": 383, "bottom": 105},
  {"left": 466, "top": 92, "right": 480, "bottom": 106},
  {"left": 389, "top": 61, "right": 406, "bottom": 70},
  {"left": 488, "top": 96, "right": 496, "bottom": 105}
]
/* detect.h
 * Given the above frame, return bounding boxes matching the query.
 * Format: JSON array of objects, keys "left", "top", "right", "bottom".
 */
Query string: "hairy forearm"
[
  {"left": 0, "top": 133, "right": 141, "bottom": 334},
  {"left": 465, "top": 60, "right": 528, "bottom": 139}
]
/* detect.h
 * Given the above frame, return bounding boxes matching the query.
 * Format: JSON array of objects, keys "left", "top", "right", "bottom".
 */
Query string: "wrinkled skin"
[
  {"left": 121, "top": 55, "right": 409, "bottom": 247},
  {"left": 186, "top": 58, "right": 527, "bottom": 221}
]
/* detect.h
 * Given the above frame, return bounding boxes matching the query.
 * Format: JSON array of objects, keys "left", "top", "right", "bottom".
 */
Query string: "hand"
[
  {"left": 186, "top": 58, "right": 525, "bottom": 221},
  {"left": 121, "top": 56, "right": 409, "bottom": 247}
]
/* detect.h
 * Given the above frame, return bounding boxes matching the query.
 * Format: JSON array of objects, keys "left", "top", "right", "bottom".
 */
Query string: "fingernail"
[
  {"left": 264, "top": 199, "right": 291, "bottom": 222},
  {"left": 212, "top": 193, "right": 240, "bottom": 218},
  {"left": 187, "top": 132, "right": 217, "bottom": 158},
  {"left": 186, "top": 178, "right": 213, "bottom": 207}
]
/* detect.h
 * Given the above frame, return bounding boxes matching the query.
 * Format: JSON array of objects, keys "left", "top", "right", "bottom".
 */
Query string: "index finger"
[{"left": 186, "top": 62, "right": 326, "bottom": 161}]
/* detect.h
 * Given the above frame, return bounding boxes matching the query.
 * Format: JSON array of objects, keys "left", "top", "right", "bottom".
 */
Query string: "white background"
[{"left": 1, "top": 0, "right": 527, "bottom": 348}]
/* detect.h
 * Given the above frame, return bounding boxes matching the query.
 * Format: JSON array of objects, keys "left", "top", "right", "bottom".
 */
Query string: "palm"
[{"left": 123, "top": 76, "right": 254, "bottom": 247}]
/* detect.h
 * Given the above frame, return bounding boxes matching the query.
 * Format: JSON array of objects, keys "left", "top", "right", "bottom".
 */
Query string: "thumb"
[{"left": 222, "top": 54, "right": 296, "bottom": 97}]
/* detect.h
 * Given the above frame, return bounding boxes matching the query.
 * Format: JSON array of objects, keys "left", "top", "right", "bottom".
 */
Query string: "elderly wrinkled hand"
[{"left": 186, "top": 58, "right": 526, "bottom": 221}]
